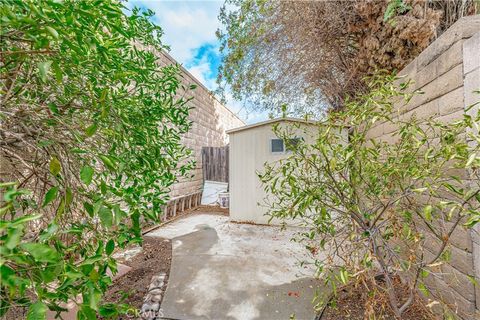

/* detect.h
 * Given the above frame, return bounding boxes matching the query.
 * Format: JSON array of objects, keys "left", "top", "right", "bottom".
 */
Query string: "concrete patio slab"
[
  {"left": 146, "top": 213, "right": 228, "bottom": 240},
  {"left": 146, "top": 214, "right": 322, "bottom": 320}
]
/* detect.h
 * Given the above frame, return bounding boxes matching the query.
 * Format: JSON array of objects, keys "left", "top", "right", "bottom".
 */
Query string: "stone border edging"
[{"left": 141, "top": 273, "right": 167, "bottom": 320}]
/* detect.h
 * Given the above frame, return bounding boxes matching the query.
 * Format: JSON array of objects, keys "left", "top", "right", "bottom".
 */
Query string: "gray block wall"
[
  {"left": 157, "top": 51, "right": 245, "bottom": 199},
  {"left": 366, "top": 16, "right": 480, "bottom": 319}
]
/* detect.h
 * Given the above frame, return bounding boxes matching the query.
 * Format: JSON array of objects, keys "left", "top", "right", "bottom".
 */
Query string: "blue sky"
[{"left": 126, "top": 0, "right": 266, "bottom": 123}]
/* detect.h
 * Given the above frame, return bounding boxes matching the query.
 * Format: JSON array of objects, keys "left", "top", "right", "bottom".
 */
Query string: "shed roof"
[{"left": 226, "top": 117, "right": 317, "bottom": 134}]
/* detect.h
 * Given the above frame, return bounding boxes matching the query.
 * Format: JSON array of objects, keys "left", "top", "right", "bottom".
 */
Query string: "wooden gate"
[{"left": 202, "top": 146, "right": 229, "bottom": 183}]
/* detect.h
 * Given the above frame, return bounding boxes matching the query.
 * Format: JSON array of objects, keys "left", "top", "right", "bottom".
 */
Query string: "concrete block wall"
[
  {"left": 366, "top": 16, "right": 480, "bottom": 319},
  {"left": 157, "top": 51, "right": 245, "bottom": 199},
  {"left": 465, "top": 27, "right": 480, "bottom": 320}
]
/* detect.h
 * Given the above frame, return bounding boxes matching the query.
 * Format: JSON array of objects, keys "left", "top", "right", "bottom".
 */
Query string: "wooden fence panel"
[{"left": 202, "top": 146, "right": 229, "bottom": 183}]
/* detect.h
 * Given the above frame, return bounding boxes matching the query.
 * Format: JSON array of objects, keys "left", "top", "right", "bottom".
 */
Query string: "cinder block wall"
[
  {"left": 366, "top": 16, "right": 480, "bottom": 319},
  {"left": 465, "top": 24, "right": 480, "bottom": 320},
  {"left": 158, "top": 51, "right": 245, "bottom": 198}
]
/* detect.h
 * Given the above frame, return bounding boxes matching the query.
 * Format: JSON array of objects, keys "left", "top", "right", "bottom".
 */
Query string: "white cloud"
[
  {"left": 126, "top": 0, "right": 268, "bottom": 123},
  {"left": 188, "top": 61, "right": 215, "bottom": 88},
  {"left": 128, "top": 0, "right": 222, "bottom": 63}
]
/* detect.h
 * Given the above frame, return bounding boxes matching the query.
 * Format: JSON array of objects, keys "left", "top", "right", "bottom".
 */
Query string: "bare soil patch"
[
  {"left": 194, "top": 205, "right": 229, "bottom": 215},
  {"left": 103, "top": 237, "right": 172, "bottom": 318}
]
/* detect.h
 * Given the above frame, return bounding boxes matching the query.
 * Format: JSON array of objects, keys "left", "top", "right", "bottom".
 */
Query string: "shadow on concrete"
[{"left": 160, "top": 228, "right": 321, "bottom": 320}]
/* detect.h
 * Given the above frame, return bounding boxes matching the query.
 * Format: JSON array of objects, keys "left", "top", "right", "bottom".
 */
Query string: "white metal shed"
[{"left": 227, "top": 118, "right": 321, "bottom": 225}]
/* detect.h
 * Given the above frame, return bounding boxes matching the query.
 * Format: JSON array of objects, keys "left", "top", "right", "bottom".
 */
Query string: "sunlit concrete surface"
[{"left": 146, "top": 213, "right": 322, "bottom": 320}]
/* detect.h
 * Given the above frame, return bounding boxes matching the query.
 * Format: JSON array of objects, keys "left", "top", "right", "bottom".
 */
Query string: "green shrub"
[
  {"left": 0, "top": 1, "right": 194, "bottom": 318},
  {"left": 259, "top": 75, "right": 480, "bottom": 317}
]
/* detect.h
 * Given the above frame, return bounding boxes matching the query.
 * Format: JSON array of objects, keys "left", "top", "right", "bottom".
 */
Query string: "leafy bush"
[
  {"left": 1, "top": 1, "right": 194, "bottom": 318},
  {"left": 259, "top": 75, "right": 480, "bottom": 317}
]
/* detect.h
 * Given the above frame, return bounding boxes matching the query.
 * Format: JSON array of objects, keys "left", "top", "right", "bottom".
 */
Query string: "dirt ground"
[
  {"left": 103, "top": 237, "right": 172, "bottom": 318},
  {"left": 320, "top": 280, "right": 435, "bottom": 320}
]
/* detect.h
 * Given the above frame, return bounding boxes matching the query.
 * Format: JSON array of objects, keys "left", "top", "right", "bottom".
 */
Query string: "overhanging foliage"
[
  {"left": 1, "top": 1, "right": 194, "bottom": 318},
  {"left": 217, "top": 0, "right": 477, "bottom": 115}
]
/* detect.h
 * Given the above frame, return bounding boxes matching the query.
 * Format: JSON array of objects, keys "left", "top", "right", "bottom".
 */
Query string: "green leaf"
[
  {"left": 1, "top": 214, "right": 42, "bottom": 230},
  {"left": 105, "top": 239, "right": 115, "bottom": 255},
  {"left": 0, "top": 296, "right": 10, "bottom": 317},
  {"left": 466, "top": 153, "right": 477, "bottom": 167},
  {"left": 26, "top": 301, "right": 47, "bottom": 320},
  {"left": 65, "top": 187, "right": 73, "bottom": 207},
  {"left": 420, "top": 268, "right": 430, "bottom": 278},
  {"left": 39, "top": 223, "right": 58, "bottom": 242},
  {"left": 3, "top": 188, "right": 30, "bottom": 202},
  {"left": 467, "top": 275, "right": 478, "bottom": 286},
  {"left": 89, "top": 268, "right": 100, "bottom": 281},
  {"left": 78, "top": 305, "right": 96, "bottom": 320},
  {"left": 441, "top": 249, "right": 452, "bottom": 262},
  {"left": 56, "top": 198, "right": 66, "bottom": 216},
  {"left": 423, "top": 205, "right": 432, "bottom": 221},
  {"left": 21, "top": 243, "right": 59, "bottom": 263},
  {"left": 2, "top": 0, "right": 199, "bottom": 312},
  {"left": 418, "top": 282, "right": 429, "bottom": 297},
  {"left": 0, "top": 265, "right": 15, "bottom": 287},
  {"left": 98, "top": 207, "right": 113, "bottom": 228},
  {"left": 48, "top": 103, "right": 59, "bottom": 114},
  {"left": 383, "top": 1, "right": 399, "bottom": 22},
  {"left": 52, "top": 61, "right": 63, "bottom": 83},
  {"left": 45, "top": 26, "right": 59, "bottom": 39},
  {"left": 5, "top": 225, "right": 23, "bottom": 249},
  {"left": 464, "top": 215, "right": 480, "bottom": 228},
  {"left": 85, "top": 123, "right": 98, "bottom": 137},
  {"left": 84, "top": 202, "right": 94, "bottom": 217},
  {"left": 443, "top": 183, "right": 463, "bottom": 195},
  {"left": 100, "top": 180, "right": 107, "bottom": 195},
  {"left": 0, "top": 182, "right": 17, "bottom": 188},
  {"left": 113, "top": 205, "right": 127, "bottom": 225},
  {"left": 38, "top": 140, "right": 53, "bottom": 147},
  {"left": 43, "top": 186, "right": 58, "bottom": 207},
  {"left": 49, "top": 157, "right": 61, "bottom": 176},
  {"left": 80, "top": 166, "right": 94, "bottom": 186},
  {"left": 98, "top": 305, "right": 117, "bottom": 317},
  {"left": 99, "top": 155, "right": 116, "bottom": 171},
  {"left": 339, "top": 269, "right": 349, "bottom": 285},
  {"left": 37, "top": 61, "right": 52, "bottom": 82},
  {"left": 84, "top": 282, "right": 102, "bottom": 311}
]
